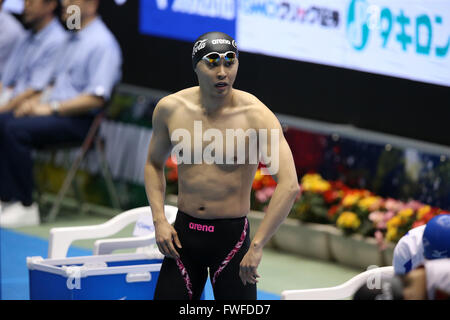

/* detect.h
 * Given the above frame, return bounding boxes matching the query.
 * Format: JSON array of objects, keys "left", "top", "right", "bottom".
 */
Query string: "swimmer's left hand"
[{"left": 239, "top": 244, "right": 263, "bottom": 286}]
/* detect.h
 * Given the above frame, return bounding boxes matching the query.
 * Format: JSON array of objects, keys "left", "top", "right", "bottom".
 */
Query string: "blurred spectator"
[
  {"left": 0, "top": 0, "right": 25, "bottom": 88},
  {"left": 355, "top": 215, "right": 450, "bottom": 300},
  {"left": 393, "top": 214, "right": 450, "bottom": 275},
  {"left": 354, "top": 259, "right": 450, "bottom": 300},
  {"left": 0, "top": 0, "right": 66, "bottom": 111},
  {"left": 0, "top": 0, "right": 122, "bottom": 227}
]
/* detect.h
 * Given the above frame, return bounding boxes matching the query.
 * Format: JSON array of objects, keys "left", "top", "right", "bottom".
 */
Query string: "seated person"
[
  {"left": 353, "top": 258, "right": 450, "bottom": 300},
  {"left": 354, "top": 214, "right": 450, "bottom": 299},
  {"left": 393, "top": 214, "right": 450, "bottom": 274},
  {"left": 0, "top": 0, "right": 122, "bottom": 227},
  {"left": 0, "top": 0, "right": 25, "bottom": 88},
  {"left": 0, "top": 0, "right": 66, "bottom": 111}
]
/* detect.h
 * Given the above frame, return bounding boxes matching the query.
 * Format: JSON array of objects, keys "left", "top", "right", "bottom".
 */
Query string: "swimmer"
[{"left": 144, "top": 31, "right": 300, "bottom": 300}]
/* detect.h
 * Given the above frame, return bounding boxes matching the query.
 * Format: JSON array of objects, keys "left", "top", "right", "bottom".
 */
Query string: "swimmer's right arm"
[{"left": 144, "top": 97, "right": 182, "bottom": 259}]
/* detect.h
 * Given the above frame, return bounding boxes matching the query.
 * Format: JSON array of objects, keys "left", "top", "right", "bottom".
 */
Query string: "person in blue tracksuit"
[{"left": 393, "top": 214, "right": 450, "bottom": 274}]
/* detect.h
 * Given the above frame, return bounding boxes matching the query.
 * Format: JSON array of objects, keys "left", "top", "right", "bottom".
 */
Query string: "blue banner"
[{"left": 139, "top": 0, "right": 237, "bottom": 42}]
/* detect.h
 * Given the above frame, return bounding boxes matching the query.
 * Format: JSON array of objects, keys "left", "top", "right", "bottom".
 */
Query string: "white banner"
[{"left": 237, "top": 0, "right": 450, "bottom": 87}]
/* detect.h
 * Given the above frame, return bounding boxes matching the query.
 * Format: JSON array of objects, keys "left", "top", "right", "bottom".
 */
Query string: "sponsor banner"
[
  {"left": 237, "top": 0, "right": 450, "bottom": 87},
  {"left": 140, "top": 0, "right": 449, "bottom": 86},
  {"left": 139, "top": 0, "right": 237, "bottom": 42}
]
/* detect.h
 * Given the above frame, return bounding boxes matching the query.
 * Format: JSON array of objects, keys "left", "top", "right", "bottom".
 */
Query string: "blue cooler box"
[{"left": 27, "top": 253, "right": 163, "bottom": 300}]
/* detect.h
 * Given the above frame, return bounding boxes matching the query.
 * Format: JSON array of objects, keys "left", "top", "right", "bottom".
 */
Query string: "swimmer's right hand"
[{"left": 155, "top": 220, "right": 182, "bottom": 259}]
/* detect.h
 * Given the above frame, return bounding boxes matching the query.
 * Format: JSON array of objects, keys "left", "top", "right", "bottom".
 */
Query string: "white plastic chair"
[
  {"left": 48, "top": 205, "right": 178, "bottom": 259},
  {"left": 281, "top": 266, "right": 394, "bottom": 300}
]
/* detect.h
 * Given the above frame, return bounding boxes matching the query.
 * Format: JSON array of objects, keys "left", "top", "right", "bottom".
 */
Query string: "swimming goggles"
[{"left": 202, "top": 51, "right": 237, "bottom": 66}]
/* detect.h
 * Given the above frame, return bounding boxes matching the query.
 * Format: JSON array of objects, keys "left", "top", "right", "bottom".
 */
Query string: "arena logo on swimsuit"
[{"left": 189, "top": 222, "right": 215, "bottom": 232}]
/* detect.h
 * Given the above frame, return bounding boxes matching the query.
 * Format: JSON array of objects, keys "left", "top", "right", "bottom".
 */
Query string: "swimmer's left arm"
[{"left": 239, "top": 105, "right": 300, "bottom": 285}]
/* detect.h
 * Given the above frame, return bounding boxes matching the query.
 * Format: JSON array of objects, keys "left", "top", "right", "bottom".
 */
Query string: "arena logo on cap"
[{"left": 211, "top": 39, "right": 232, "bottom": 45}]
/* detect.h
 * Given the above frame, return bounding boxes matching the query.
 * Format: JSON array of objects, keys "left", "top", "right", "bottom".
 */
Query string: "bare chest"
[{"left": 167, "top": 111, "right": 261, "bottom": 165}]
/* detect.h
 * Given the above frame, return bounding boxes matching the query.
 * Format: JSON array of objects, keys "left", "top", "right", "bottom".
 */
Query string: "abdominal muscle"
[{"left": 176, "top": 163, "right": 258, "bottom": 219}]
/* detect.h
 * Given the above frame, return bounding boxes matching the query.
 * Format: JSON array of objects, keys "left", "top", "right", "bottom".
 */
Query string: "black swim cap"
[{"left": 192, "top": 31, "right": 238, "bottom": 69}]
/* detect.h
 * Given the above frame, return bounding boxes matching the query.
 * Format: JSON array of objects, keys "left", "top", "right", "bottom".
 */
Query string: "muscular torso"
[{"left": 165, "top": 87, "right": 264, "bottom": 219}]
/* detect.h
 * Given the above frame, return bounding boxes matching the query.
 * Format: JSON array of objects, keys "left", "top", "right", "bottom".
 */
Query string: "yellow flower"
[
  {"left": 417, "top": 205, "right": 431, "bottom": 220},
  {"left": 342, "top": 194, "right": 360, "bottom": 207},
  {"left": 337, "top": 211, "right": 361, "bottom": 230},
  {"left": 386, "top": 227, "right": 399, "bottom": 242},
  {"left": 301, "top": 174, "right": 330, "bottom": 193},
  {"left": 313, "top": 180, "right": 331, "bottom": 193},
  {"left": 398, "top": 208, "right": 414, "bottom": 220},
  {"left": 358, "top": 196, "right": 381, "bottom": 210},
  {"left": 387, "top": 216, "right": 403, "bottom": 229},
  {"left": 254, "top": 169, "right": 263, "bottom": 182},
  {"left": 301, "top": 173, "right": 322, "bottom": 182}
]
